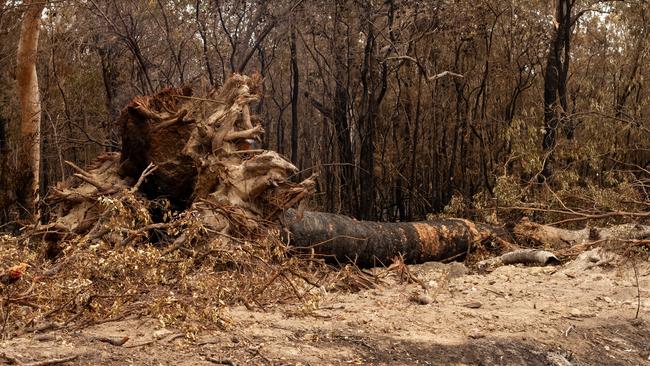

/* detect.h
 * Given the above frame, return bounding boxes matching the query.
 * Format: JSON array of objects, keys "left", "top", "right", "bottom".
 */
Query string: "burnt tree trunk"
[
  {"left": 284, "top": 209, "right": 510, "bottom": 267},
  {"left": 541, "top": 0, "right": 578, "bottom": 179},
  {"left": 290, "top": 25, "right": 299, "bottom": 165}
]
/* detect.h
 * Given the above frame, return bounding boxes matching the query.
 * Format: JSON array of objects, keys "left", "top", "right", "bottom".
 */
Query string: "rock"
[
  {"left": 468, "top": 328, "right": 484, "bottom": 339},
  {"left": 569, "top": 308, "right": 584, "bottom": 318},
  {"left": 412, "top": 294, "right": 433, "bottom": 305},
  {"left": 569, "top": 308, "right": 595, "bottom": 318}
]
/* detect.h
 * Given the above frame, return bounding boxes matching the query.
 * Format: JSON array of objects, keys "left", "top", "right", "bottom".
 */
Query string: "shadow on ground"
[{"left": 312, "top": 320, "right": 650, "bottom": 365}]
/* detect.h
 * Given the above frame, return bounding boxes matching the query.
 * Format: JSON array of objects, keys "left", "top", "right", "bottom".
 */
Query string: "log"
[
  {"left": 477, "top": 249, "right": 560, "bottom": 270},
  {"left": 283, "top": 209, "right": 512, "bottom": 267},
  {"left": 514, "top": 218, "right": 650, "bottom": 247}
]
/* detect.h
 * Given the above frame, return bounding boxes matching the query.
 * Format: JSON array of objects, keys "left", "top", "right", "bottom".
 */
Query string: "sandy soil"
[{"left": 2, "top": 248, "right": 649, "bottom": 365}]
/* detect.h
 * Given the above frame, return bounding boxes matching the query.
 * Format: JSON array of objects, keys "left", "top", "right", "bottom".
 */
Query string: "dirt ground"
[{"left": 2, "top": 248, "right": 649, "bottom": 366}]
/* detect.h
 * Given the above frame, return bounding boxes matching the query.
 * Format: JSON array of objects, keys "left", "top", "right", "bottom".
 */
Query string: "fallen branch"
[
  {"left": 25, "top": 355, "right": 79, "bottom": 366},
  {"left": 90, "top": 335, "right": 129, "bottom": 346},
  {"left": 515, "top": 218, "right": 650, "bottom": 248},
  {"left": 1, "top": 354, "right": 80, "bottom": 366},
  {"left": 130, "top": 163, "right": 157, "bottom": 193}
]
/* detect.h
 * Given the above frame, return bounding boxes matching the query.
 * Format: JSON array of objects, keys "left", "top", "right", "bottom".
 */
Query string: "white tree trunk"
[{"left": 16, "top": 0, "right": 46, "bottom": 220}]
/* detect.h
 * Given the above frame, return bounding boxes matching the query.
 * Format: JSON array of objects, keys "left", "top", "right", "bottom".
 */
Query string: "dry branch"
[{"left": 514, "top": 218, "right": 650, "bottom": 248}]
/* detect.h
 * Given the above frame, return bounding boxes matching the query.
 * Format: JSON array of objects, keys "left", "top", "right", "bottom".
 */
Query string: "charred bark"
[
  {"left": 541, "top": 0, "right": 580, "bottom": 179},
  {"left": 290, "top": 25, "right": 299, "bottom": 165},
  {"left": 283, "top": 209, "right": 511, "bottom": 267}
]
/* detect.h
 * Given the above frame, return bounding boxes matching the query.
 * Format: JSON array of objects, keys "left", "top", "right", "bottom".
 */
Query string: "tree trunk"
[
  {"left": 195, "top": 0, "right": 214, "bottom": 87},
  {"left": 542, "top": 0, "right": 573, "bottom": 178},
  {"left": 16, "top": 0, "right": 46, "bottom": 221},
  {"left": 332, "top": 1, "right": 356, "bottom": 216},
  {"left": 290, "top": 25, "right": 299, "bottom": 165},
  {"left": 284, "top": 209, "right": 510, "bottom": 267},
  {"left": 98, "top": 43, "right": 122, "bottom": 151}
]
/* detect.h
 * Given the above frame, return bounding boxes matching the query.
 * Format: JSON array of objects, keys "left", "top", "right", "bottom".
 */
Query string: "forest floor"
[{"left": 2, "top": 248, "right": 649, "bottom": 366}]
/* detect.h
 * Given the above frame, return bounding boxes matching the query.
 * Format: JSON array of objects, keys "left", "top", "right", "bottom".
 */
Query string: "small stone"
[
  {"left": 569, "top": 308, "right": 583, "bottom": 317},
  {"left": 588, "top": 254, "right": 601, "bottom": 263},
  {"left": 463, "top": 302, "right": 482, "bottom": 309},
  {"left": 412, "top": 294, "right": 433, "bottom": 305},
  {"left": 602, "top": 297, "right": 612, "bottom": 303},
  {"left": 569, "top": 308, "right": 595, "bottom": 318},
  {"left": 468, "top": 329, "right": 484, "bottom": 339}
]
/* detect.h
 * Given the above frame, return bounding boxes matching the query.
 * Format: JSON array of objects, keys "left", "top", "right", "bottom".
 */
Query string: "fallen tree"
[
  {"left": 282, "top": 209, "right": 513, "bottom": 267},
  {"left": 30, "top": 73, "right": 650, "bottom": 268},
  {"left": 2, "top": 73, "right": 649, "bottom": 337},
  {"left": 34, "top": 73, "right": 522, "bottom": 268}
]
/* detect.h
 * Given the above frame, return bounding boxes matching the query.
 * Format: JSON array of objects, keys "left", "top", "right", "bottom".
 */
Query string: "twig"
[
  {"left": 165, "top": 333, "right": 185, "bottom": 343},
  {"left": 130, "top": 163, "right": 158, "bottom": 193},
  {"left": 25, "top": 355, "right": 79, "bottom": 366},
  {"left": 206, "top": 356, "right": 236, "bottom": 365},
  {"left": 428, "top": 70, "right": 464, "bottom": 81},
  {"left": 90, "top": 335, "right": 129, "bottom": 346},
  {"left": 564, "top": 324, "right": 575, "bottom": 337},
  {"left": 550, "top": 211, "right": 650, "bottom": 226},
  {"left": 120, "top": 222, "right": 170, "bottom": 246},
  {"left": 633, "top": 261, "right": 641, "bottom": 320},
  {"left": 24, "top": 355, "right": 79, "bottom": 366},
  {"left": 161, "top": 233, "right": 188, "bottom": 256}
]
